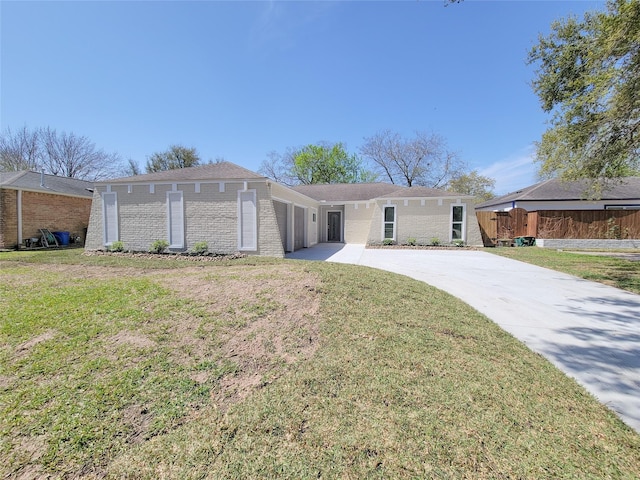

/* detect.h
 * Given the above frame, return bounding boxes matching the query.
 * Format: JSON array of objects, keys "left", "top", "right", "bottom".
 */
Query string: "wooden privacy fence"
[{"left": 476, "top": 209, "right": 640, "bottom": 246}]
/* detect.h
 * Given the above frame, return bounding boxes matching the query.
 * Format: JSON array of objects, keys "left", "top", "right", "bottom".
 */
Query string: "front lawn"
[
  {"left": 1, "top": 250, "right": 639, "bottom": 478},
  {"left": 488, "top": 247, "right": 640, "bottom": 294}
]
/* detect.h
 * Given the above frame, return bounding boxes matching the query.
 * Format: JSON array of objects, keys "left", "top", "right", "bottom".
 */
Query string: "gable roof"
[
  {"left": 0, "top": 171, "right": 94, "bottom": 198},
  {"left": 476, "top": 177, "right": 640, "bottom": 209},
  {"left": 103, "top": 161, "right": 265, "bottom": 184}
]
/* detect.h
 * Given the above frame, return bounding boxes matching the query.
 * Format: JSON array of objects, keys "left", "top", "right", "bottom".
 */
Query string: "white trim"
[
  {"left": 102, "top": 192, "right": 119, "bottom": 246},
  {"left": 271, "top": 195, "right": 293, "bottom": 205},
  {"left": 0, "top": 186, "right": 92, "bottom": 199},
  {"left": 450, "top": 203, "right": 466, "bottom": 242},
  {"left": 166, "top": 191, "right": 185, "bottom": 249},
  {"left": 238, "top": 189, "right": 257, "bottom": 251},
  {"left": 382, "top": 204, "right": 396, "bottom": 241}
]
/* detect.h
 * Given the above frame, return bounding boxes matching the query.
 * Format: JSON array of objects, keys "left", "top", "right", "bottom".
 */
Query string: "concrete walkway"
[{"left": 287, "top": 243, "right": 640, "bottom": 433}]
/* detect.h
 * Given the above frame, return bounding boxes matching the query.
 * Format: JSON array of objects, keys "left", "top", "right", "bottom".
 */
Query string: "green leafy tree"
[
  {"left": 259, "top": 142, "right": 376, "bottom": 185},
  {"left": 146, "top": 145, "right": 201, "bottom": 173},
  {"left": 447, "top": 170, "right": 495, "bottom": 201},
  {"left": 292, "top": 143, "right": 376, "bottom": 184},
  {"left": 528, "top": 0, "right": 640, "bottom": 187}
]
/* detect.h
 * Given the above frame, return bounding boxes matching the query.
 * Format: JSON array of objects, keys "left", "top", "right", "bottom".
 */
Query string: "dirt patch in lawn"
[
  {"left": 158, "top": 264, "right": 322, "bottom": 411},
  {"left": 4, "top": 261, "right": 323, "bottom": 417}
]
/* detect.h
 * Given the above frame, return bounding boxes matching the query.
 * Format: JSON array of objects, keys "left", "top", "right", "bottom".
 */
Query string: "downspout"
[{"left": 17, "top": 190, "right": 23, "bottom": 246}]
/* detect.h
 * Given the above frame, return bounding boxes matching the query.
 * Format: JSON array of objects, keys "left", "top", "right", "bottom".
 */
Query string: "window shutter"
[
  {"left": 238, "top": 190, "right": 257, "bottom": 250},
  {"left": 167, "top": 191, "right": 184, "bottom": 248},
  {"left": 102, "top": 192, "right": 118, "bottom": 246}
]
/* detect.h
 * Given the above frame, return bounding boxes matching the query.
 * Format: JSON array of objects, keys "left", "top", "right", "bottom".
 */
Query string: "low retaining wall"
[{"left": 536, "top": 239, "right": 640, "bottom": 249}]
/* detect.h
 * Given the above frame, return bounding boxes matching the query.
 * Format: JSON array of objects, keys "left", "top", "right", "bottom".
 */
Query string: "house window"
[
  {"left": 167, "top": 191, "right": 184, "bottom": 249},
  {"left": 383, "top": 205, "right": 396, "bottom": 240},
  {"left": 238, "top": 190, "right": 257, "bottom": 251},
  {"left": 102, "top": 192, "right": 118, "bottom": 246},
  {"left": 451, "top": 204, "right": 466, "bottom": 241}
]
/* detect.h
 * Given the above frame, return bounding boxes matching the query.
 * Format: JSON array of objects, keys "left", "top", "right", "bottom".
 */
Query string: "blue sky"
[{"left": 1, "top": 0, "right": 604, "bottom": 194}]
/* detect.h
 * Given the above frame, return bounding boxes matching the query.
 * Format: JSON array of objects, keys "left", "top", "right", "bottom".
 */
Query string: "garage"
[{"left": 294, "top": 206, "right": 305, "bottom": 251}]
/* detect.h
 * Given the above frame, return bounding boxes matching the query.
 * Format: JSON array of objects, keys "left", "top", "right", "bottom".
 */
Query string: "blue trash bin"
[{"left": 53, "top": 231, "right": 70, "bottom": 246}]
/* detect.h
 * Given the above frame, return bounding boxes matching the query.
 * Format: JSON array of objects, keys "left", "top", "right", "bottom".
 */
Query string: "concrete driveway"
[{"left": 287, "top": 243, "right": 640, "bottom": 433}]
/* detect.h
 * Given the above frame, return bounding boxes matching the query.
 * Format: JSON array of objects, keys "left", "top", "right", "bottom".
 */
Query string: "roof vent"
[{"left": 40, "top": 170, "right": 45, "bottom": 188}]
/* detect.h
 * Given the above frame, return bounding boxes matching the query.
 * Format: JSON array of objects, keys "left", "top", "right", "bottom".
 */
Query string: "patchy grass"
[
  {"left": 1, "top": 250, "right": 639, "bottom": 479},
  {"left": 489, "top": 247, "right": 640, "bottom": 294}
]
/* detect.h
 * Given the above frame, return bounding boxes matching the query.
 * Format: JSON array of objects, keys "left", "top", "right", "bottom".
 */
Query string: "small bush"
[
  {"left": 453, "top": 240, "right": 465, "bottom": 247},
  {"left": 383, "top": 238, "right": 395, "bottom": 246},
  {"left": 109, "top": 241, "right": 125, "bottom": 252},
  {"left": 193, "top": 241, "right": 209, "bottom": 255},
  {"left": 407, "top": 237, "right": 417, "bottom": 246},
  {"left": 150, "top": 239, "right": 170, "bottom": 254},
  {"left": 430, "top": 237, "right": 440, "bottom": 246}
]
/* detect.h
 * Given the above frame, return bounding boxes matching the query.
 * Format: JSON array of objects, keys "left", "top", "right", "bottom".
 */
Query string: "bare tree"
[
  {"left": 360, "top": 130, "right": 465, "bottom": 188},
  {"left": 41, "top": 127, "right": 123, "bottom": 180},
  {"left": 0, "top": 126, "right": 42, "bottom": 172},
  {"left": 258, "top": 148, "right": 301, "bottom": 186}
]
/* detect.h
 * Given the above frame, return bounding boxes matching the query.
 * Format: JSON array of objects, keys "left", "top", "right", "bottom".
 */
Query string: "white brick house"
[{"left": 85, "top": 162, "right": 482, "bottom": 257}]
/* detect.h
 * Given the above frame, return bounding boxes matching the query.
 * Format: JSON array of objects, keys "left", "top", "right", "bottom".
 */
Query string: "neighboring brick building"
[
  {"left": 85, "top": 162, "right": 482, "bottom": 258},
  {"left": 0, "top": 171, "right": 93, "bottom": 249}
]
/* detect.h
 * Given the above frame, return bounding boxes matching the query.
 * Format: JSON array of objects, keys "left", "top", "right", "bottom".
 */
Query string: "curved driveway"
[{"left": 287, "top": 244, "right": 640, "bottom": 433}]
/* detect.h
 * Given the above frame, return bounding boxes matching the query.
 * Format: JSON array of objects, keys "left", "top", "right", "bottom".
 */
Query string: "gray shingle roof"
[
  {"left": 103, "top": 161, "right": 265, "bottom": 184},
  {"left": 0, "top": 171, "right": 94, "bottom": 197},
  {"left": 476, "top": 177, "right": 640, "bottom": 209},
  {"left": 378, "top": 186, "right": 462, "bottom": 199},
  {"left": 290, "top": 183, "right": 403, "bottom": 202},
  {"left": 291, "top": 183, "right": 464, "bottom": 202}
]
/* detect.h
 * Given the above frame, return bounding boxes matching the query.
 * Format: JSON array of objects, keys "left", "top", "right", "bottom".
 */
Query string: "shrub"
[
  {"left": 407, "top": 237, "right": 417, "bottom": 246},
  {"left": 109, "top": 241, "right": 125, "bottom": 252},
  {"left": 430, "top": 237, "right": 440, "bottom": 246},
  {"left": 193, "top": 241, "right": 208, "bottom": 255},
  {"left": 150, "top": 239, "right": 170, "bottom": 254},
  {"left": 383, "top": 238, "right": 395, "bottom": 246},
  {"left": 453, "top": 240, "right": 465, "bottom": 247}
]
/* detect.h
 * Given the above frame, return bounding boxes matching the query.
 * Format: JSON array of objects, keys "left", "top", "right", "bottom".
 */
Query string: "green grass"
[
  {"left": 1, "top": 250, "right": 639, "bottom": 479},
  {"left": 488, "top": 247, "right": 640, "bottom": 294}
]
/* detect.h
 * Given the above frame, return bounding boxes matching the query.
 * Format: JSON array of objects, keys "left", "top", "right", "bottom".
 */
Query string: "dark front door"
[{"left": 327, "top": 211, "right": 341, "bottom": 242}]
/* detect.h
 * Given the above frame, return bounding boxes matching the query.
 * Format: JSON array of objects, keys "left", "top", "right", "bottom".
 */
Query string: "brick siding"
[
  {"left": 0, "top": 189, "right": 91, "bottom": 249},
  {"left": 86, "top": 181, "right": 286, "bottom": 257}
]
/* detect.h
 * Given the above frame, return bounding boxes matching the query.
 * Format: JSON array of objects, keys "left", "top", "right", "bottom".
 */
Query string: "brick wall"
[
  {"left": 367, "top": 198, "right": 484, "bottom": 246},
  {"left": 344, "top": 203, "right": 374, "bottom": 243},
  {"left": 0, "top": 189, "right": 91, "bottom": 249},
  {"left": 0, "top": 189, "right": 18, "bottom": 248},
  {"left": 86, "top": 180, "right": 286, "bottom": 257}
]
